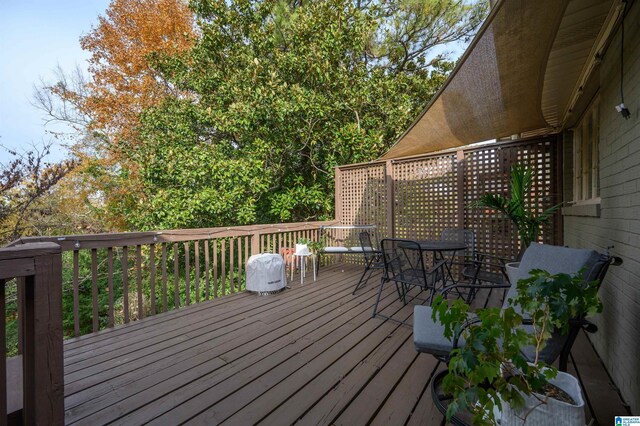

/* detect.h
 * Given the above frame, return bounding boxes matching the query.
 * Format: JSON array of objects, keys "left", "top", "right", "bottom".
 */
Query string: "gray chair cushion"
[
  {"left": 322, "top": 246, "right": 365, "bottom": 254},
  {"left": 503, "top": 243, "right": 600, "bottom": 310},
  {"left": 413, "top": 306, "right": 465, "bottom": 357}
]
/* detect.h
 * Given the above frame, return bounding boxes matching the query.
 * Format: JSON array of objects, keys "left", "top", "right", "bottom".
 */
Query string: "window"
[{"left": 572, "top": 97, "right": 600, "bottom": 203}]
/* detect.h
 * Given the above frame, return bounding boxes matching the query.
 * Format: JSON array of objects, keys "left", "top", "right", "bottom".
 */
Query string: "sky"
[
  {"left": 0, "top": 1, "right": 470, "bottom": 165},
  {"left": 0, "top": 0, "right": 110, "bottom": 162}
]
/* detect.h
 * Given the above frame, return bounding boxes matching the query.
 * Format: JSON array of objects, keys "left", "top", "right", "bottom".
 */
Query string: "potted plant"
[
  {"left": 295, "top": 237, "right": 311, "bottom": 255},
  {"left": 296, "top": 237, "right": 324, "bottom": 255},
  {"left": 431, "top": 268, "right": 602, "bottom": 425},
  {"left": 470, "top": 163, "right": 562, "bottom": 278}
]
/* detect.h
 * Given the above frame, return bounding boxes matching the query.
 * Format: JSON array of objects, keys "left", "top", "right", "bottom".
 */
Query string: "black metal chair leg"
[
  {"left": 353, "top": 264, "right": 371, "bottom": 295},
  {"left": 371, "top": 276, "right": 387, "bottom": 318},
  {"left": 353, "top": 258, "right": 378, "bottom": 295}
]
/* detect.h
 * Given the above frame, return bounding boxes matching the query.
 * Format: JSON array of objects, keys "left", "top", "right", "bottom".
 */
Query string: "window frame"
[{"left": 571, "top": 96, "right": 600, "bottom": 205}]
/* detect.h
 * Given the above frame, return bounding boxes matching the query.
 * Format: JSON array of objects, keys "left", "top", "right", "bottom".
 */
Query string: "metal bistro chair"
[
  {"left": 441, "top": 228, "right": 513, "bottom": 302},
  {"left": 352, "top": 231, "right": 384, "bottom": 295},
  {"left": 372, "top": 238, "right": 447, "bottom": 322}
]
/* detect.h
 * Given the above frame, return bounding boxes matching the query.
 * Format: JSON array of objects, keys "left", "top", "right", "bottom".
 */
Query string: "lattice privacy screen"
[
  {"left": 333, "top": 163, "right": 388, "bottom": 262},
  {"left": 335, "top": 136, "right": 562, "bottom": 263}
]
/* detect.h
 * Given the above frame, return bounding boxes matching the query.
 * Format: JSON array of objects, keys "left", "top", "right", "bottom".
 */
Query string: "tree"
[
  {"left": 364, "top": 0, "right": 488, "bottom": 72},
  {"left": 34, "top": 0, "right": 196, "bottom": 230},
  {"left": 79, "top": 0, "right": 195, "bottom": 155},
  {"left": 127, "top": 0, "right": 486, "bottom": 228},
  {"left": 0, "top": 142, "right": 77, "bottom": 244},
  {"left": 36, "top": 0, "right": 487, "bottom": 230}
]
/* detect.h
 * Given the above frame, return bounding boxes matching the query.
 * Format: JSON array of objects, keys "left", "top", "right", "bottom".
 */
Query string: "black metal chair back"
[
  {"left": 351, "top": 231, "right": 385, "bottom": 294},
  {"left": 372, "top": 239, "right": 446, "bottom": 321},
  {"left": 553, "top": 253, "right": 622, "bottom": 370},
  {"left": 359, "top": 231, "right": 379, "bottom": 263},
  {"left": 380, "top": 239, "right": 433, "bottom": 290}
]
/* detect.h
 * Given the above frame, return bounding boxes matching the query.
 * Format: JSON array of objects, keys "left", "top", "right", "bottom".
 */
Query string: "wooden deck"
[{"left": 61, "top": 263, "right": 629, "bottom": 425}]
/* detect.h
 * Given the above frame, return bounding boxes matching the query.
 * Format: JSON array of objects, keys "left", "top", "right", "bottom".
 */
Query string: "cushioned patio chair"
[
  {"left": 372, "top": 238, "right": 447, "bottom": 323},
  {"left": 352, "top": 231, "right": 384, "bottom": 295},
  {"left": 413, "top": 243, "right": 621, "bottom": 371}
]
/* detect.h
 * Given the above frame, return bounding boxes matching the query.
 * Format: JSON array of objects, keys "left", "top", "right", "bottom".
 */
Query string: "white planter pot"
[
  {"left": 500, "top": 370, "right": 585, "bottom": 426},
  {"left": 505, "top": 262, "right": 520, "bottom": 285},
  {"left": 295, "top": 244, "right": 309, "bottom": 255}
]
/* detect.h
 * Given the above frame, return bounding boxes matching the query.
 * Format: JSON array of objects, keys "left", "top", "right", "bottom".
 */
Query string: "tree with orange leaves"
[
  {"left": 80, "top": 0, "right": 194, "bottom": 159},
  {"left": 35, "top": 0, "right": 195, "bottom": 229}
]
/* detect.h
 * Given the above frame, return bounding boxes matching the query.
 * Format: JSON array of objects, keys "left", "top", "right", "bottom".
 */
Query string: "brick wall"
[{"left": 563, "top": 2, "right": 640, "bottom": 413}]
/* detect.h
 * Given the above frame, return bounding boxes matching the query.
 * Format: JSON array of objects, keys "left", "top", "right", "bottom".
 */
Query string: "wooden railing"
[
  {"left": 8, "top": 221, "right": 337, "bottom": 339},
  {"left": 0, "top": 242, "right": 64, "bottom": 425}
]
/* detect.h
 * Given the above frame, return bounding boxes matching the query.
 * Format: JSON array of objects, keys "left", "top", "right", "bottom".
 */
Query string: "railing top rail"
[
  {"left": 5, "top": 221, "right": 339, "bottom": 252},
  {"left": 0, "top": 242, "right": 60, "bottom": 280},
  {"left": 0, "top": 242, "right": 60, "bottom": 260}
]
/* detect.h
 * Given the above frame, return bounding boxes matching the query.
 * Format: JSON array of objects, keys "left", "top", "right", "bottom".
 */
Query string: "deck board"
[{"left": 62, "top": 263, "right": 629, "bottom": 425}]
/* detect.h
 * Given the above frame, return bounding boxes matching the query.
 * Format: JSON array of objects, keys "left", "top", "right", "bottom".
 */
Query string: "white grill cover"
[{"left": 246, "top": 253, "right": 286, "bottom": 294}]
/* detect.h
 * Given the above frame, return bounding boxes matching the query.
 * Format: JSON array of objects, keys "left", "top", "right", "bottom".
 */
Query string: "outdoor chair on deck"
[
  {"left": 413, "top": 242, "right": 622, "bottom": 370},
  {"left": 352, "top": 231, "right": 384, "bottom": 295},
  {"left": 440, "top": 228, "right": 513, "bottom": 301},
  {"left": 372, "top": 239, "right": 447, "bottom": 323}
]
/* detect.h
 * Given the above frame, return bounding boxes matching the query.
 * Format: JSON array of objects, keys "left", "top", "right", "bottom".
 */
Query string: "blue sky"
[
  {"left": 0, "top": 0, "right": 110, "bottom": 162},
  {"left": 0, "top": 1, "right": 469, "bottom": 164}
]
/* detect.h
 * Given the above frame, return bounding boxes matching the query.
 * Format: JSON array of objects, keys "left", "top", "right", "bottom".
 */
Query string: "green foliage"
[
  {"left": 0, "top": 143, "right": 77, "bottom": 244},
  {"left": 517, "top": 268, "right": 603, "bottom": 337},
  {"left": 470, "top": 163, "right": 562, "bottom": 252},
  {"left": 127, "top": 0, "right": 485, "bottom": 229},
  {"left": 297, "top": 236, "right": 324, "bottom": 253},
  {"left": 131, "top": 99, "right": 271, "bottom": 230},
  {"left": 431, "top": 268, "right": 602, "bottom": 425}
]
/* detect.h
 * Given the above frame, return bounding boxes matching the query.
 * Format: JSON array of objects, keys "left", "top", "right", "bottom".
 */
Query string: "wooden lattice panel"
[
  {"left": 336, "top": 164, "right": 388, "bottom": 237},
  {"left": 335, "top": 136, "right": 562, "bottom": 264},
  {"left": 393, "top": 154, "right": 459, "bottom": 240},
  {"left": 463, "top": 139, "right": 561, "bottom": 261},
  {"left": 334, "top": 163, "right": 388, "bottom": 263}
]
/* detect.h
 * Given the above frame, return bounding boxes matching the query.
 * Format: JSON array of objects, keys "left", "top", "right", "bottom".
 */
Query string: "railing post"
[
  {"left": 22, "top": 244, "right": 64, "bottom": 425},
  {"left": 385, "top": 160, "right": 395, "bottom": 238},
  {"left": 0, "top": 243, "right": 64, "bottom": 425},
  {"left": 251, "top": 231, "right": 260, "bottom": 255}
]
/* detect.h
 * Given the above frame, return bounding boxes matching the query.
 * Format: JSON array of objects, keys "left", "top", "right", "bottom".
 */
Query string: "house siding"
[{"left": 563, "top": 2, "right": 640, "bottom": 413}]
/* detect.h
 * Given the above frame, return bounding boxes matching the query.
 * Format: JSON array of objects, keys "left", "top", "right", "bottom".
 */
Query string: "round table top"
[{"left": 401, "top": 240, "right": 467, "bottom": 251}]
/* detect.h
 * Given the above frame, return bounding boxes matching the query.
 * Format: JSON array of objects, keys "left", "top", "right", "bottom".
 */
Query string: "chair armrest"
[
  {"left": 569, "top": 318, "right": 598, "bottom": 333},
  {"left": 439, "top": 281, "right": 511, "bottom": 297},
  {"left": 452, "top": 315, "right": 481, "bottom": 349},
  {"left": 475, "top": 251, "right": 516, "bottom": 264},
  {"left": 520, "top": 317, "right": 598, "bottom": 333},
  {"left": 425, "top": 259, "right": 448, "bottom": 275}
]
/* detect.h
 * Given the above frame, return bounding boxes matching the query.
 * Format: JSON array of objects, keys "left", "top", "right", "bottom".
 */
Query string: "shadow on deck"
[{"left": 61, "top": 263, "right": 628, "bottom": 425}]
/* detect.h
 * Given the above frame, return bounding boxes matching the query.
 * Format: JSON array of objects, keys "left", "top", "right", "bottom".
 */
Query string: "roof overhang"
[{"left": 382, "top": 0, "right": 622, "bottom": 160}]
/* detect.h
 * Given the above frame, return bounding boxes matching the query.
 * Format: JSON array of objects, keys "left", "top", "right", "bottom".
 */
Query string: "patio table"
[{"left": 399, "top": 240, "right": 467, "bottom": 286}]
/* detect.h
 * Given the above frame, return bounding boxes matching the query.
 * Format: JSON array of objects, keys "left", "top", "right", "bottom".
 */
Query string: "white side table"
[{"left": 291, "top": 252, "right": 316, "bottom": 284}]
